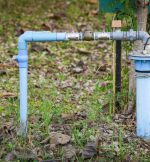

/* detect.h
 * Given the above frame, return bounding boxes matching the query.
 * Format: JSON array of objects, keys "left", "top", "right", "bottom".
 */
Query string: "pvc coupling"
[{"left": 16, "top": 50, "right": 28, "bottom": 68}]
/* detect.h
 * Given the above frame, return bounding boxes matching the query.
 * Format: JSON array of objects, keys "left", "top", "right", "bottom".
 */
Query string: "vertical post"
[
  {"left": 112, "top": 20, "right": 122, "bottom": 111},
  {"left": 115, "top": 40, "right": 121, "bottom": 107},
  {"left": 113, "top": 40, "right": 116, "bottom": 112}
]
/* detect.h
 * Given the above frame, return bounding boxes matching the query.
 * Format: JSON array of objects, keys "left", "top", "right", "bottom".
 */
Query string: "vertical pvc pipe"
[
  {"left": 19, "top": 67, "right": 28, "bottom": 136},
  {"left": 136, "top": 74, "right": 150, "bottom": 139},
  {"left": 129, "top": 55, "right": 150, "bottom": 140},
  {"left": 16, "top": 47, "right": 28, "bottom": 137}
]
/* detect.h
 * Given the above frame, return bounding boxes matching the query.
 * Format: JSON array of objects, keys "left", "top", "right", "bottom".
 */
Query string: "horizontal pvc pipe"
[
  {"left": 136, "top": 74, "right": 150, "bottom": 139},
  {"left": 18, "top": 30, "right": 150, "bottom": 50},
  {"left": 18, "top": 32, "right": 67, "bottom": 49},
  {"left": 110, "top": 30, "right": 150, "bottom": 43},
  {"left": 19, "top": 67, "right": 28, "bottom": 136}
]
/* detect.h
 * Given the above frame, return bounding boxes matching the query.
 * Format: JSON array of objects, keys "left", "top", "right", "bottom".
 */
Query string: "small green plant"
[{"left": 72, "top": 121, "right": 95, "bottom": 147}]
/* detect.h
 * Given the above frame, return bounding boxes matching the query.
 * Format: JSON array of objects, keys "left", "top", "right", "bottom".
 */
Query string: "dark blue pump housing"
[{"left": 99, "top": 0, "right": 150, "bottom": 13}]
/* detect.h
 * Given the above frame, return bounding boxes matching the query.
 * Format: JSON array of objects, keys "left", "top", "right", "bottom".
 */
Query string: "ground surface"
[{"left": 0, "top": 0, "right": 150, "bottom": 161}]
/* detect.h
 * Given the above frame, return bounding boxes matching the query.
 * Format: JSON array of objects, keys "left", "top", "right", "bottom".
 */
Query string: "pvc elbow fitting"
[
  {"left": 18, "top": 31, "right": 33, "bottom": 50},
  {"left": 138, "top": 31, "right": 150, "bottom": 44}
]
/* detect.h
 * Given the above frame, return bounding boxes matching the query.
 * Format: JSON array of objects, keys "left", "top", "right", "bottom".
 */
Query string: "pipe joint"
[
  {"left": 66, "top": 33, "right": 82, "bottom": 40},
  {"left": 138, "top": 31, "right": 150, "bottom": 43},
  {"left": 127, "top": 30, "right": 137, "bottom": 41},
  {"left": 18, "top": 31, "right": 33, "bottom": 50},
  {"left": 110, "top": 30, "right": 124, "bottom": 40},
  {"left": 110, "top": 30, "right": 150, "bottom": 43},
  {"left": 16, "top": 51, "right": 28, "bottom": 68},
  {"left": 82, "top": 31, "right": 94, "bottom": 41},
  {"left": 94, "top": 32, "right": 110, "bottom": 40}
]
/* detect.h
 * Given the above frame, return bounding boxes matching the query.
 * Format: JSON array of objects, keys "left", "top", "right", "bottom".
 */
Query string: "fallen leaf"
[
  {"left": 82, "top": 141, "right": 97, "bottom": 159},
  {"left": 5, "top": 149, "right": 36, "bottom": 161},
  {"left": 63, "top": 144, "right": 76, "bottom": 159},
  {"left": 50, "top": 132, "right": 71, "bottom": 145},
  {"left": 82, "top": 138, "right": 100, "bottom": 159},
  {"left": 31, "top": 43, "right": 49, "bottom": 52},
  {"left": 75, "top": 110, "right": 87, "bottom": 120},
  {"left": 61, "top": 113, "right": 74, "bottom": 121},
  {"left": 96, "top": 65, "right": 107, "bottom": 72},
  {"left": 77, "top": 48, "right": 91, "bottom": 55},
  {"left": 15, "top": 148, "right": 36, "bottom": 160},
  {"left": 0, "top": 92, "right": 17, "bottom": 99},
  {"left": 91, "top": 9, "right": 98, "bottom": 15},
  {"left": 0, "top": 122, "right": 15, "bottom": 135},
  {"left": 42, "top": 21, "right": 59, "bottom": 30}
]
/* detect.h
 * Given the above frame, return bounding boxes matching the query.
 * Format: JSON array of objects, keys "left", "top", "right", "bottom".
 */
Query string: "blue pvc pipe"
[
  {"left": 19, "top": 67, "right": 28, "bottom": 136},
  {"left": 17, "top": 32, "right": 68, "bottom": 136},
  {"left": 136, "top": 75, "right": 150, "bottom": 139},
  {"left": 129, "top": 55, "right": 150, "bottom": 140},
  {"left": 18, "top": 32, "right": 67, "bottom": 49}
]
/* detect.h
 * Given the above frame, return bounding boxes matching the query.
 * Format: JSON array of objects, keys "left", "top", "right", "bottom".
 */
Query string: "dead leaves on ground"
[
  {"left": 5, "top": 149, "right": 36, "bottom": 162},
  {"left": 63, "top": 144, "right": 76, "bottom": 159},
  {"left": 61, "top": 110, "right": 87, "bottom": 122},
  {"left": 0, "top": 122, "right": 15, "bottom": 136},
  {"left": 70, "top": 60, "right": 88, "bottom": 74},
  {"left": 59, "top": 79, "right": 74, "bottom": 89},
  {"left": 0, "top": 63, "right": 16, "bottom": 76},
  {"left": 82, "top": 138, "right": 100, "bottom": 159},
  {"left": 40, "top": 132, "right": 77, "bottom": 160}
]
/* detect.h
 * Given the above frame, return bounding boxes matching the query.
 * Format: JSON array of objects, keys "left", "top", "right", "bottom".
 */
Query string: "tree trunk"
[{"left": 128, "top": 0, "right": 148, "bottom": 113}]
